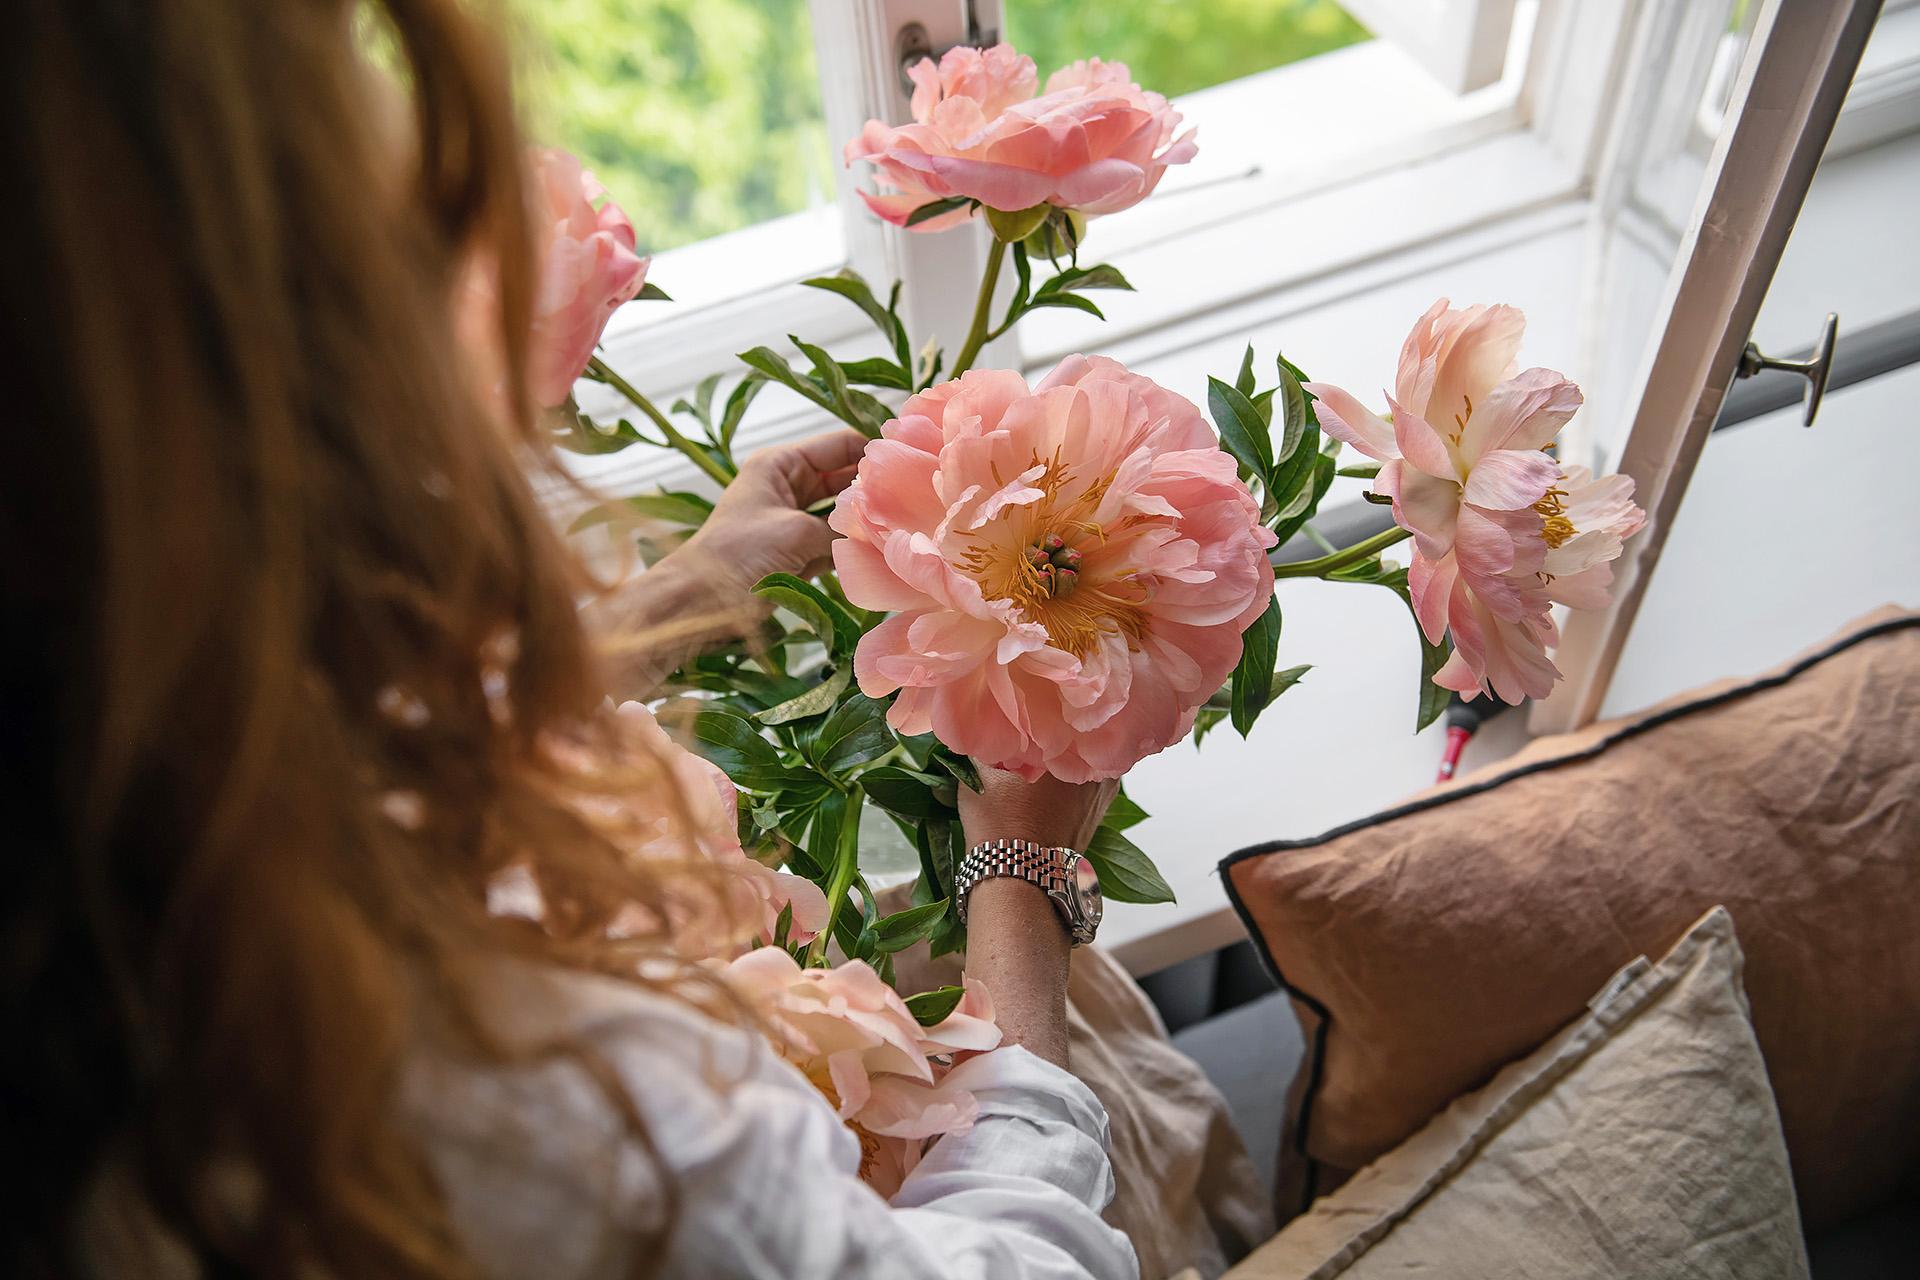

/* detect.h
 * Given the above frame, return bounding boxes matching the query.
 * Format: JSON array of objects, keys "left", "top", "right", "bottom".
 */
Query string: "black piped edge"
[{"left": 1216, "top": 611, "right": 1919, "bottom": 1216}]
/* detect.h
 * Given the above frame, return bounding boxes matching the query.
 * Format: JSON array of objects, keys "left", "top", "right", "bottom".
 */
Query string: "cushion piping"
[{"left": 1216, "top": 612, "right": 1919, "bottom": 1214}]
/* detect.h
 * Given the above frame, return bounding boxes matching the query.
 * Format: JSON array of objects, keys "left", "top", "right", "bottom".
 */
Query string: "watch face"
[{"left": 1072, "top": 855, "right": 1104, "bottom": 927}]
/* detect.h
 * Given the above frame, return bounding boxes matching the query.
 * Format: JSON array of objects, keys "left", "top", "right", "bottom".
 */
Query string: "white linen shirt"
[{"left": 404, "top": 965, "right": 1139, "bottom": 1280}]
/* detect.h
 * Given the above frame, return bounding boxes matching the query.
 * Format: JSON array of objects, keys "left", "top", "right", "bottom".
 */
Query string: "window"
[
  {"left": 515, "top": 0, "right": 838, "bottom": 255},
  {"left": 1002, "top": 1, "right": 1371, "bottom": 99}
]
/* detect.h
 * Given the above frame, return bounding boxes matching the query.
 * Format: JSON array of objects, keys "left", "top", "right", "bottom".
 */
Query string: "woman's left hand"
[
  {"left": 671, "top": 428, "right": 866, "bottom": 595},
  {"left": 591, "top": 429, "right": 867, "bottom": 693}
]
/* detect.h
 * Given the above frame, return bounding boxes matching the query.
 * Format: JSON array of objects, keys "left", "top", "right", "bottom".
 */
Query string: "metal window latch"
[
  {"left": 1736, "top": 312, "right": 1838, "bottom": 427},
  {"left": 897, "top": 5, "right": 1000, "bottom": 94}
]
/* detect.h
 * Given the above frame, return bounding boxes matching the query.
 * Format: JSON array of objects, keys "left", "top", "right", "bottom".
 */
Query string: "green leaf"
[
  {"left": 623, "top": 491, "right": 714, "bottom": 527},
  {"left": 913, "top": 817, "right": 958, "bottom": 903},
  {"left": 756, "top": 666, "right": 851, "bottom": 726},
  {"left": 843, "top": 388, "right": 897, "bottom": 439},
  {"left": 1025, "top": 292, "right": 1106, "bottom": 320},
  {"left": 672, "top": 373, "right": 722, "bottom": 435},
  {"left": 801, "top": 270, "right": 904, "bottom": 356},
  {"left": 860, "top": 765, "right": 955, "bottom": 820},
  {"left": 1265, "top": 363, "right": 1322, "bottom": 514},
  {"left": 558, "top": 415, "right": 648, "bottom": 456},
  {"left": 905, "top": 985, "right": 966, "bottom": 1025},
  {"left": 1229, "top": 593, "right": 1283, "bottom": 737},
  {"left": 636, "top": 281, "right": 672, "bottom": 302},
  {"left": 1234, "top": 344, "right": 1257, "bottom": 398},
  {"left": 905, "top": 195, "right": 972, "bottom": 227},
  {"left": 1037, "top": 263, "right": 1134, "bottom": 294},
  {"left": 1103, "top": 786, "right": 1149, "bottom": 832},
  {"left": 928, "top": 744, "right": 981, "bottom": 793},
  {"left": 810, "top": 694, "right": 895, "bottom": 773},
  {"left": 1272, "top": 454, "right": 1338, "bottom": 547},
  {"left": 738, "top": 346, "right": 836, "bottom": 414},
  {"left": 1191, "top": 703, "right": 1230, "bottom": 747},
  {"left": 1338, "top": 463, "right": 1382, "bottom": 480},
  {"left": 1274, "top": 357, "right": 1309, "bottom": 464},
  {"left": 753, "top": 573, "right": 860, "bottom": 659},
  {"left": 689, "top": 710, "right": 793, "bottom": 791},
  {"left": 719, "top": 376, "right": 764, "bottom": 452},
  {"left": 871, "top": 900, "right": 950, "bottom": 953},
  {"left": 837, "top": 357, "right": 913, "bottom": 390},
  {"left": 1208, "top": 377, "right": 1274, "bottom": 488},
  {"left": 1084, "top": 826, "right": 1175, "bottom": 905},
  {"left": 1268, "top": 663, "right": 1311, "bottom": 700}
]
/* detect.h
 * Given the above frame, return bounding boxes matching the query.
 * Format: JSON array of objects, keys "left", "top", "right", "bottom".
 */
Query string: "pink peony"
[
  {"left": 526, "top": 148, "right": 648, "bottom": 407},
  {"left": 845, "top": 45, "right": 1197, "bottom": 231},
  {"left": 1305, "top": 300, "right": 1645, "bottom": 703},
  {"left": 829, "top": 356, "right": 1277, "bottom": 782},
  {"left": 609, "top": 702, "right": 828, "bottom": 950},
  {"left": 721, "top": 947, "right": 1001, "bottom": 1194}
]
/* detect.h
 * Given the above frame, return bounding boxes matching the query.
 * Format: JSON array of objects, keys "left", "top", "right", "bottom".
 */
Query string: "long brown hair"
[{"left": 1, "top": 2, "right": 725, "bottom": 1274}]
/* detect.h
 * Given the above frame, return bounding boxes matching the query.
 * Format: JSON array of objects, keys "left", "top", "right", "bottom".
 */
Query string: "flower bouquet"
[{"left": 517, "top": 44, "right": 1644, "bottom": 1184}]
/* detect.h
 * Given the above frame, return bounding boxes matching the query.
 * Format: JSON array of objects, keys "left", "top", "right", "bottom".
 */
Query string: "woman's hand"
[
  {"left": 957, "top": 767, "right": 1118, "bottom": 853},
  {"left": 671, "top": 429, "right": 866, "bottom": 598},
  {"left": 591, "top": 429, "right": 865, "bottom": 694}
]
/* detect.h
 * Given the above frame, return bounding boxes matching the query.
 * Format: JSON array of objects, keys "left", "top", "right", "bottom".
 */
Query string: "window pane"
[
  {"left": 513, "top": 0, "right": 836, "bottom": 255},
  {"left": 1003, "top": 0, "right": 1370, "bottom": 99}
]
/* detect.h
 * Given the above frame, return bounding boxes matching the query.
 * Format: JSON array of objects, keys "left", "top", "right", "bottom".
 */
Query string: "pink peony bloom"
[
  {"left": 1305, "top": 300, "right": 1645, "bottom": 703},
  {"left": 845, "top": 45, "right": 1197, "bottom": 230},
  {"left": 721, "top": 947, "right": 1001, "bottom": 1194},
  {"left": 609, "top": 702, "right": 828, "bottom": 950},
  {"left": 830, "top": 356, "right": 1277, "bottom": 782},
  {"left": 526, "top": 148, "right": 648, "bottom": 406}
]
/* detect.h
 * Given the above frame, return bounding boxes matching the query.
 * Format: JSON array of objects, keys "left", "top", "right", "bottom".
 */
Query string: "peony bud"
[
  {"left": 1041, "top": 533, "right": 1066, "bottom": 554},
  {"left": 1055, "top": 547, "right": 1083, "bottom": 571}
]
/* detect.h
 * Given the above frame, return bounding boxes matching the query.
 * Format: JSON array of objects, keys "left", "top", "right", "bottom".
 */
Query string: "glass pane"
[
  {"left": 512, "top": 0, "right": 837, "bottom": 255},
  {"left": 1004, "top": 0, "right": 1370, "bottom": 99}
]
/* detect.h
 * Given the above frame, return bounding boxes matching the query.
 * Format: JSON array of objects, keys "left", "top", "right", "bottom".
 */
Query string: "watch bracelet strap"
[{"left": 954, "top": 838, "right": 1069, "bottom": 925}]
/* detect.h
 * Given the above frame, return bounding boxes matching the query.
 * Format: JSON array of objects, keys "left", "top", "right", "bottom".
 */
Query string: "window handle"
[{"left": 1736, "top": 312, "right": 1838, "bottom": 427}]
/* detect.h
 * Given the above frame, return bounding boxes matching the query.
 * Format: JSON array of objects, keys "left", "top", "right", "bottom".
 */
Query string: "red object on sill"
[
  {"left": 1436, "top": 725, "right": 1472, "bottom": 782},
  {"left": 1434, "top": 694, "right": 1519, "bottom": 784}
]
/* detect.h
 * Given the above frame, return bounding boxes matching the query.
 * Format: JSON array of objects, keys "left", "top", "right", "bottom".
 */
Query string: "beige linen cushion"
[
  {"left": 1222, "top": 607, "right": 1920, "bottom": 1228},
  {"left": 1229, "top": 908, "right": 1809, "bottom": 1280}
]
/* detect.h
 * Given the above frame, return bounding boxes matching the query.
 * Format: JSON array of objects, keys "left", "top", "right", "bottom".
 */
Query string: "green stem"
[
  {"left": 586, "top": 355, "right": 735, "bottom": 486},
  {"left": 947, "top": 238, "right": 1008, "bottom": 379},
  {"left": 1272, "top": 525, "right": 1412, "bottom": 579},
  {"left": 807, "top": 787, "right": 865, "bottom": 966}
]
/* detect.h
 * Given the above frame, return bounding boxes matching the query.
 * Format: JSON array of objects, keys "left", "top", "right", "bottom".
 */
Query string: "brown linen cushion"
[
  {"left": 1228, "top": 908, "right": 1809, "bottom": 1280},
  {"left": 1221, "top": 606, "right": 1920, "bottom": 1230}
]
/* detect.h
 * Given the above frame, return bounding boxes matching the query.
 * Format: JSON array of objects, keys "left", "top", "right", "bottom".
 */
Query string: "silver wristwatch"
[{"left": 955, "top": 838, "right": 1103, "bottom": 946}]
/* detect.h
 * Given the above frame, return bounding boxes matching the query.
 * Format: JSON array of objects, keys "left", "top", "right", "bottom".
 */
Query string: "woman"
[{"left": 1, "top": 2, "right": 1136, "bottom": 1278}]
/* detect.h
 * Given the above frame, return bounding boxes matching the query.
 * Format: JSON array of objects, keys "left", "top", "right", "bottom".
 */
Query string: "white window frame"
[
  {"left": 567, "top": 0, "right": 1920, "bottom": 505},
  {"left": 1341, "top": 0, "right": 1521, "bottom": 93}
]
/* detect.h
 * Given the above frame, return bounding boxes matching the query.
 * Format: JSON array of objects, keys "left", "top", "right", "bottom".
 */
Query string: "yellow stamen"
[
  {"left": 1533, "top": 485, "right": 1576, "bottom": 549},
  {"left": 1450, "top": 394, "right": 1474, "bottom": 446},
  {"left": 955, "top": 451, "right": 1156, "bottom": 658}
]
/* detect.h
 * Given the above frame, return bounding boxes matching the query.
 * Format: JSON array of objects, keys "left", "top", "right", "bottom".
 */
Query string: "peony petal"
[
  {"left": 1378, "top": 460, "right": 1460, "bottom": 559},
  {"left": 1302, "top": 382, "right": 1398, "bottom": 461},
  {"left": 1462, "top": 449, "right": 1560, "bottom": 510},
  {"left": 1460, "top": 367, "right": 1583, "bottom": 459},
  {"left": 1385, "top": 394, "right": 1458, "bottom": 481}
]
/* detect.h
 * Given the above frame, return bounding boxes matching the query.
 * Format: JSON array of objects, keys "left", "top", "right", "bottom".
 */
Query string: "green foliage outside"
[{"left": 512, "top": 1, "right": 1369, "bottom": 254}]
